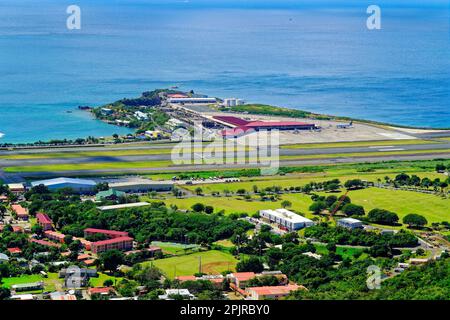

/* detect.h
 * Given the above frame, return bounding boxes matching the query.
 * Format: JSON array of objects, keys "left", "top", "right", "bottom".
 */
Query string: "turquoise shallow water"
[{"left": 0, "top": 0, "right": 449, "bottom": 143}]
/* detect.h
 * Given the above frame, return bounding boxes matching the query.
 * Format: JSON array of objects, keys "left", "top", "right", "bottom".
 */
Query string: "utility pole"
[{"left": 199, "top": 256, "right": 202, "bottom": 274}]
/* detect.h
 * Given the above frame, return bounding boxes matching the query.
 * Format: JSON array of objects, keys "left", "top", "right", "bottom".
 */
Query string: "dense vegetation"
[
  {"left": 27, "top": 192, "right": 253, "bottom": 245},
  {"left": 287, "top": 257, "right": 449, "bottom": 300},
  {"left": 304, "top": 223, "right": 418, "bottom": 248}
]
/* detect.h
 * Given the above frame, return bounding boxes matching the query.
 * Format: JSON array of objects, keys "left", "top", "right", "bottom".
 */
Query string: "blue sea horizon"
[{"left": 0, "top": 1, "right": 449, "bottom": 143}]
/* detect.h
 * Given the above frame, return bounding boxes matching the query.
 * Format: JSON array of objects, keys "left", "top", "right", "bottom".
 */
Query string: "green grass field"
[
  {"left": 147, "top": 250, "right": 237, "bottom": 279},
  {"left": 4, "top": 160, "right": 173, "bottom": 173},
  {"left": 146, "top": 194, "right": 313, "bottom": 218},
  {"left": 323, "top": 188, "right": 450, "bottom": 224},
  {"left": 148, "top": 185, "right": 449, "bottom": 224},
  {"left": 182, "top": 170, "right": 444, "bottom": 195},
  {"left": 0, "top": 146, "right": 249, "bottom": 160},
  {"left": 150, "top": 241, "right": 201, "bottom": 256},
  {"left": 279, "top": 149, "right": 450, "bottom": 161},
  {"left": 1, "top": 274, "right": 43, "bottom": 288},
  {"left": 1, "top": 273, "right": 62, "bottom": 292},
  {"left": 314, "top": 244, "right": 368, "bottom": 260},
  {"left": 89, "top": 273, "right": 123, "bottom": 287}
]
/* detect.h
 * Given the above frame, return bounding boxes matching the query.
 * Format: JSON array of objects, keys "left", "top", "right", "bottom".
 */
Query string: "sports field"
[
  {"left": 151, "top": 241, "right": 201, "bottom": 255},
  {"left": 1, "top": 273, "right": 62, "bottom": 292},
  {"left": 148, "top": 250, "right": 237, "bottom": 279}
]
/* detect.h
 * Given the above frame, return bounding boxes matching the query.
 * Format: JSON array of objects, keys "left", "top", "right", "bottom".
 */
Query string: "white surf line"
[{"left": 377, "top": 148, "right": 406, "bottom": 152}]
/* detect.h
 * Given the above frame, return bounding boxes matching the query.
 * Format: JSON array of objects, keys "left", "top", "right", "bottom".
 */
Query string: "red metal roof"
[
  {"left": 77, "top": 254, "right": 91, "bottom": 260},
  {"left": 84, "top": 228, "right": 129, "bottom": 237},
  {"left": 247, "top": 284, "right": 301, "bottom": 296},
  {"left": 30, "top": 238, "right": 61, "bottom": 248},
  {"left": 12, "top": 226, "right": 24, "bottom": 233},
  {"left": 167, "top": 93, "right": 189, "bottom": 99},
  {"left": 44, "top": 230, "right": 65, "bottom": 240},
  {"left": 36, "top": 212, "right": 52, "bottom": 224},
  {"left": 233, "top": 272, "right": 256, "bottom": 282},
  {"left": 213, "top": 116, "right": 250, "bottom": 127},
  {"left": 88, "top": 287, "right": 113, "bottom": 295},
  {"left": 246, "top": 121, "right": 314, "bottom": 127},
  {"left": 176, "top": 275, "right": 196, "bottom": 281},
  {"left": 91, "top": 236, "right": 133, "bottom": 246},
  {"left": 7, "top": 247, "right": 22, "bottom": 254},
  {"left": 11, "top": 204, "right": 28, "bottom": 216}
]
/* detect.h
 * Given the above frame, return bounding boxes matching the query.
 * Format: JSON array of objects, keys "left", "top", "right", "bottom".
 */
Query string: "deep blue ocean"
[{"left": 0, "top": 0, "right": 449, "bottom": 143}]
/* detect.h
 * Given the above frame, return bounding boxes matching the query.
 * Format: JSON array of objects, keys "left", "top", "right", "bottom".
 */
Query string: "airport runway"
[
  {"left": 1, "top": 152, "right": 450, "bottom": 182},
  {"left": 0, "top": 142, "right": 449, "bottom": 167}
]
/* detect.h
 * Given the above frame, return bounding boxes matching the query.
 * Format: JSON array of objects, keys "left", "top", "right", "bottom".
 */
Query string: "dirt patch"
[{"left": 202, "top": 261, "right": 234, "bottom": 274}]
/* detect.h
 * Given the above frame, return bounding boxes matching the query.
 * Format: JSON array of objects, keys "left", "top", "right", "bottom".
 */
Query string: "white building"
[
  {"left": 337, "top": 218, "right": 363, "bottom": 229},
  {"left": 0, "top": 253, "right": 9, "bottom": 263},
  {"left": 165, "top": 118, "right": 185, "bottom": 130},
  {"left": 101, "top": 108, "right": 113, "bottom": 115},
  {"left": 31, "top": 177, "right": 96, "bottom": 193},
  {"left": 223, "top": 98, "right": 244, "bottom": 107},
  {"left": 259, "top": 209, "right": 314, "bottom": 231},
  {"left": 158, "top": 289, "right": 195, "bottom": 300},
  {"left": 134, "top": 111, "right": 149, "bottom": 120},
  {"left": 97, "top": 202, "right": 151, "bottom": 211},
  {"left": 7, "top": 183, "right": 25, "bottom": 193}
]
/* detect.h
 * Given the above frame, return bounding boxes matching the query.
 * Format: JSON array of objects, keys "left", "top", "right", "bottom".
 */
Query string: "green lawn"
[
  {"left": 279, "top": 149, "right": 450, "bottom": 161},
  {"left": 4, "top": 160, "right": 172, "bottom": 173},
  {"left": 150, "top": 241, "right": 201, "bottom": 256},
  {"left": 145, "top": 194, "right": 313, "bottom": 218},
  {"left": 89, "top": 273, "right": 123, "bottom": 287},
  {"left": 147, "top": 250, "right": 238, "bottom": 279},
  {"left": 148, "top": 186, "right": 449, "bottom": 225},
  {"left": 1, "top": 274, "right": 44, "bottom": 288},
  {"left": 182, "top": 170, "right": 444, "bottom": 195},
  {"left": 1, "top": 273, "right": 62, "bottom": 292},
  {"left": 0, "top": 146, "right": 248, "bottom": 160},
  {"left": 323, "top": 188, "right": 450, "bottom": 224},
  {"left": 314, "top": 244, "right": 368, "bottom": 260}
]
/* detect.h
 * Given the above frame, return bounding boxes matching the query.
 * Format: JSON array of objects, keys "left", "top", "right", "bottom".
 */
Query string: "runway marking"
[
  {"left": 368, "top": 146, "right": 394, "bottom": 149},
  {"left": 377, "top": 148, "right": 406, "bottom": 152},
  {"left": 377, "top": 132, "right": 415, "bottom": 140}
]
